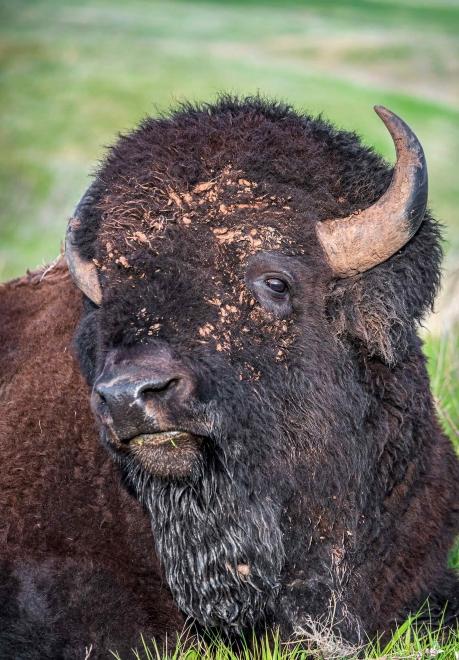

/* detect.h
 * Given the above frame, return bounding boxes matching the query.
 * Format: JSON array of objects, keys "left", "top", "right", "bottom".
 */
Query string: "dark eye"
[
  {"left": 265, "top": 278, "right": 288, "bottom": 294},
  {"left": 245, "top": 255, "right": 294, "bottom": 318}
]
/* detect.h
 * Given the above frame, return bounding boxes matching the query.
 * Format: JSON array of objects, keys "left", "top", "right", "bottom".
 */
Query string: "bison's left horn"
[
  {"left": 316, "top": 106, "right": 428, "bottom": 278},
  {"left": 65, "top": 187, "right": 102, "bottom": 305}
]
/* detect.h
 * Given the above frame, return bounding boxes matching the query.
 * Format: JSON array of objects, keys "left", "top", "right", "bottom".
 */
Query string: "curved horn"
[
  {"left": 316, "top": 106, "right": 428, "bottom": 278},
  {"left": 65, "top": 187, "right": 102, "bottom": 305}
]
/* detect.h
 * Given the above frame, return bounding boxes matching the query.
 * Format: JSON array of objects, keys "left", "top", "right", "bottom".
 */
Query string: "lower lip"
[{"left": 128, "top": 431, "right": 192, "bottom": 448}]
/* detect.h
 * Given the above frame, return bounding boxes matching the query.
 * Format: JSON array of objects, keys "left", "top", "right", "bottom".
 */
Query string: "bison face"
[
  {"left": 73, "top": 155, "right": 340, "bottom": 485},
  {"left": 89, "top": 244, "right": 330, "bottom": 482},
  {"left": 68, "top": 99, "right": 436, "bottom": 635}
]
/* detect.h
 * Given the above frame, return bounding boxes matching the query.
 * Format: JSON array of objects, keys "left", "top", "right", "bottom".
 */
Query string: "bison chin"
[
  {"left": 124, "top": 446, "right": 285, "bottom": 634},
  {"left": 98, "top": 426, "right": 205, "bottom": 479}
]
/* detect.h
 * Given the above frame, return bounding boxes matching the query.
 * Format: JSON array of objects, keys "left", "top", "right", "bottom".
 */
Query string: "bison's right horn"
[
  {"left": 65, "top": 187, "right": 102, "bottom": 306},
  {"left": 316, "top": 106, "right": 428, "bottom": 278}
]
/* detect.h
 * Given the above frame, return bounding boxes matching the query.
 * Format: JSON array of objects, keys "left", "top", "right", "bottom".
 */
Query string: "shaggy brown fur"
[
  {"left": 0, "top": 261, "right": 183, "bottom": 658},
  {"left": 1, "top": 97, "right": 458, "bottom": 658}
]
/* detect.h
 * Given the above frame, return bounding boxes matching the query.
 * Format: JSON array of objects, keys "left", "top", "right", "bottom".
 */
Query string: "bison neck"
[{"left": 275, "top": 347, "right": 459, "bottom": 643}]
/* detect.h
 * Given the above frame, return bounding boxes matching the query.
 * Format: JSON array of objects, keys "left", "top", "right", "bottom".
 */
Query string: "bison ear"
[
  {"left": 65, "top": 188, "right": 102, "bottom": 306},
  {"left": 325, "top": 207, "right": 442, "bottom": 366},
  {"left": 326, "top": 274, "right": 409, "bottom": 365}
]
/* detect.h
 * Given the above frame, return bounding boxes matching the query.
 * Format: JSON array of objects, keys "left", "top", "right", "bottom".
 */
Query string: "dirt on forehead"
[
  {"left": 91, "top": 97, "right": 362, "bottom": 272},
  {"left": 95, "top": 164, "right": 306, "bottom": 275},
  {"left": 77, "top": 96, "right": 393, "bottom": 271},
  {"left": 93, "top": 164, "right": 300, "bottom": 366},
  {"left": 75, "top": 97, "right": 398, "bottom": 366}
]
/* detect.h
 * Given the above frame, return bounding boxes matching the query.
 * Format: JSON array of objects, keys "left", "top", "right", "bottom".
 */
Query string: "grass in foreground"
[{"left": 110, "top": 613, "right": 459, "bottom": 659}]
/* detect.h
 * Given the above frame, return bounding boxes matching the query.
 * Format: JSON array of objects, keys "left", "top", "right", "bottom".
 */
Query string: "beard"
[{"left": 124, "top": 441, "right": 285, "bottom": 633}]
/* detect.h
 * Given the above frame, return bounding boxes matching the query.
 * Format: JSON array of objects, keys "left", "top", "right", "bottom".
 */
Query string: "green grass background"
[{"left": 1, "top": 1, "right": 458, "bottom": 656}]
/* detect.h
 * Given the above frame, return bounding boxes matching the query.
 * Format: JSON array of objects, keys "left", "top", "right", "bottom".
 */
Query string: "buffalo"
[{"left": 1, "top": 96, "right": 458, "bottom": 658}]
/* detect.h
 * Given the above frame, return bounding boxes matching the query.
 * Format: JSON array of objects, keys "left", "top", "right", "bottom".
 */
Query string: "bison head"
[{"left": 66, "top": 98, "right": 442, "bottom": 639}]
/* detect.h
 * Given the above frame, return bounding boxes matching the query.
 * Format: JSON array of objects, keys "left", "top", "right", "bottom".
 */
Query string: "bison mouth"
[
  {"left": 129, "top": 430, "right": 194, "bottom": 448},
  {"left": 103, "top": 428, "right": 204, "bottom": 478}
]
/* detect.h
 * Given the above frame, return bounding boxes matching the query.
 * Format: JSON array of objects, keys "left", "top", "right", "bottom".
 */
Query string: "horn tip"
[{"left": 373, "top": 105, "right": 391, "bottom": 120}]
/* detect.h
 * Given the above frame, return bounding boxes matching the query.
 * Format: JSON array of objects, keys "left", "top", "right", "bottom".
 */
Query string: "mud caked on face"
[
  {"left": 66, "top": 98, "right": 457, "bottom": 640},
  {"left": 70, "top": 103, "right": 427, "bottom": 480}
]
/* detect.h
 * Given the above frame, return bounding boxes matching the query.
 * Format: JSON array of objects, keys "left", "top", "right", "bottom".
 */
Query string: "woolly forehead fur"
[{"left": 74, "top": 96, "right": 442, "bottom": 364}]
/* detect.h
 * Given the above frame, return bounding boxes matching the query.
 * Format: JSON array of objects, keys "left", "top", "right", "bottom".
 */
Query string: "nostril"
[
  {"left": 94, "top": 384, "right": 111, "bottom": 408},
  {"left": 91, "top": 386, "right": 113, "bottom": 423},
  {"left": 96, "top": 389, "right": 107, "bottom": 405},
  {"left": 138, "top": 377, "right": 179, "bottom": 400}
]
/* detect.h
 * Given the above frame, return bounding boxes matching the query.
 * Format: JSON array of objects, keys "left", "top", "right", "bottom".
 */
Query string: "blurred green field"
[{"left": 1, "top": 0, "right": 458, "bottom": 282}]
